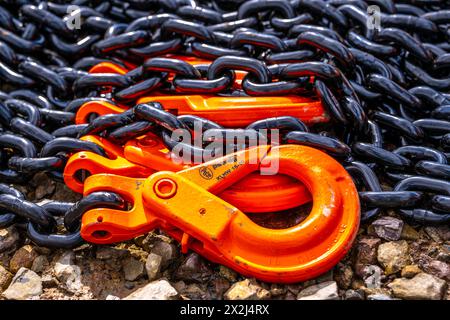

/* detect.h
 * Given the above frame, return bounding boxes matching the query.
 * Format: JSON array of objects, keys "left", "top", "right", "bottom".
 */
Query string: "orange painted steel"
[
  {"left": 124, "top": 135, "right": 311, "bottom": 212},
  {"left": 76, "top": 97, "right": 328, "bottom": 127},
  {"left": 65, "top": 133, "right": 312, "bottom": 212},
  {"left": 63, "top": 135, "right": 153, "bottom": 193},
  {"left": 80, "top": 144, "right": 360, "bottom": 283}
]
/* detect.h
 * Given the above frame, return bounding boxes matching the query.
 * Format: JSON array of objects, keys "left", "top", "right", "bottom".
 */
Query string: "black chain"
[{"left": 0, "top": 0, "right": 449, "bottom": 248}]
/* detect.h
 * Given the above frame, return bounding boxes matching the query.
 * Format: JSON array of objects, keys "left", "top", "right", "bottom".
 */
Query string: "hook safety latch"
[{"left": 80, "top": 144, "right": 360, "bottom": 283}]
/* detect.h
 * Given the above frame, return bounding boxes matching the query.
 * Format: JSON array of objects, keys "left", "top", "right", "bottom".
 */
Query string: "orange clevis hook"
[
  {"left": 80, "top": 145, "right": 360, "bottom": 283},
  {"left": 65, "top": 134, "right": 312, "bottom": 212}
]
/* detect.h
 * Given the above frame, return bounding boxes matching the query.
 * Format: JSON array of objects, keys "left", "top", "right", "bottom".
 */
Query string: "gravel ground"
[{"left": 0, "top": 173, "right": 449, "bottom": 300}]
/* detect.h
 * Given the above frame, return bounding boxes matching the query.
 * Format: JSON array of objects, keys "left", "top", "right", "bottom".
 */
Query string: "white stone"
[
  {"left": 297, "top": 281, "right": 339, "bottom": 300},
  {"left": 123, "top": 279, "right": 178, "bottom": 300}
]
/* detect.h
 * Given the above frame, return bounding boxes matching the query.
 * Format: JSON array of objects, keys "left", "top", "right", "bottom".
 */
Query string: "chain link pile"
[{"left": 0, "top": 0, "right": 449, "bottom": 248}]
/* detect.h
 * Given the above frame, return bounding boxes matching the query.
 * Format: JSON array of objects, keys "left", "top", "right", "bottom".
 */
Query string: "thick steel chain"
[{"left": 0, "top": 0, "right": 449, "bottom": 248}]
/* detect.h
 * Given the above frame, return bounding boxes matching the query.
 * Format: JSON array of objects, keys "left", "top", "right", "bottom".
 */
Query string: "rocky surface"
[{"left": 0, "top": 178, "right": 449, "bottom": 300}]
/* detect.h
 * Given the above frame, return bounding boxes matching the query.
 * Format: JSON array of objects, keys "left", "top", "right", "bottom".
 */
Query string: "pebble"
[
  {"left": 145, "top": 253, "right": 162, "bottom": 281},
  {"left": 105, "top": 294, "right": 120, "bottom": 300},
  {"left": 401, "top": 265, "right": 422, "bottom": 278},
  {"left": 270, "top": 283, "right": 287, "bottom": 297},
  {"left": 9, "top": 245, "right": 39, "bottom": 273},
  {"left": 377, "top": 240, "right": 411, "bottom": 275},
  {"left": 33, "top": 173, "right": 56, "bottom": 200},
  {"left": 418, "top": 254, "right": 450, "bottom": 281},
  {"left": 31, "top": 255, "right": 49, "bottom": 274},
  {"left": 372, "top": 216, "right": 404, "bottom": 241},
  {"left": 123, "top": 279, "right": 179, "bottom": 300},
  {"left": 49, "top": 182, "right": 81, "bottom": 202},
  {"left": 212, "top": 278, "right": 231, "bottom": 299},
  {"left": 367, "top": 294, "right": 396, "bottom": 300},
  {"left": 174, "top": 253, "right": 212, "bottom": 282},
  {"left": 424, "top": 226, "right": 450, "bottom": 242},
  {"left": 334, "top": 263, "right": 353, "bottom": 289},
  {"left": 388, "top": 273, "right": 447, "bottom": 300},
  {"left": 354, "top": 237, "right": 381, "bottom": 276},
  {"left": 122, "top": 257, "right": 145, "bottom": 281},
  {"left": 400, "top": 224, "right": 420, "bottom": 241},
  {"left": 179, "top": 283, "right": 207, "bottom": 300},
  {"left": 95, "top": 246, "right": 128, "bottom": 260},
  {"left": 0, "top": 227, "right": 20, "bottom": 253},
  {"left": 150, "top": 241, "right": 178, "bottom": 270},
  {"left": 0, "top": 265, "right": 13, "bottom": 291},
  {"left": 218, "top": 265, "right": 238, "bottom": 282},
  {"left": 224, "top": 279, "right": 270, "bottom": 300},
  {"left": 1, "top": 268, "right": 42, "bottom": 300},
  {"left": 297, "top": 281, "right": 339, "bottom": 300},
  {"left": 344, "top": 289, "right": 364, "bottom": 300},
  {"left": 41, "top": 274, "right": 58, "bottom": 288},
  {"left": 53, "top": 251, "right": 83, "bottom": 293}
]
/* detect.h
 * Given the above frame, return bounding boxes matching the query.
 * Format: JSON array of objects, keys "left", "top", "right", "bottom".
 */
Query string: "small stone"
[
  {"left": 0, "top": 265, "right": 13, "bottom": 290},
  {"left": 418, "top": 255, "right": 450, "bottom": 281},
  {"left": 172, "top": 280, "right": 186, "bottom": 293},
  {"left": 400, "top": 224, "right": 420, "bottom": 240},
  {"left": 2, "top": 268, "right": 42, "bottom": 300},
  {"left": 174, "top": 253, "right": 212, "bottom": 282},
  {"left": 49, "top": 181, "right": 81, "bottom": 202},
  {"left": 150, "top": 241, "right": 178, "bottom": 270},
  {"left": 105, "top": 294, "right": 120, "bottom": 300},
  {"left": 367, "top": 294, "right": 396, "bottom": 300},
  {"left": 270, "top": 283, "right": 287, "bottom": 297},
  {"left": 388, "top": 273, "right": 447, "bottom": 300},
  {"left": 53, "top": 251, "right": 82, "bottom": 293},
  {"left": 334, "top": 263, "right": 353, "bottom": 289},
  {"left": 123, "top": 279, "right": 178, "bottom": 300},
  {"left": 145, "top": 253, "right": 162, "bottom": 281},
  {"left": 41, "top": 274, "right": 58, "bottom": 288},
  {"left": 219, "top": 265, "right": 238, "bottom": 282},
  {"left": 354, "top": 237, "right": 381, "bottom": 276},
  {"left": 372, "top": 217, "right": 404, "bottom": 241},
  {"left": 424, "top": 227, "right": 443, "bottom": 242},
  {"left": 95, "top": 246, "right": 128, "bottom": 260},
  {"left": 297, "top": 281, "right": 339, "bottom": 300},
  {"left": 224, "top": 279, "right": 270, "bottom": 300},
  {"left": 377, "top": 240, "right": 411, "bottom": 275},
  {"left": 286, "top": 284, "right": 302, "bottom": 295},
  {"left": 30, "top": 173, "right": 55, "bottom": 200},
  {"left": 401, "top": 265, "right": 422, "bottom": 278},
  {"left": 344, "top": 289, "right": 364, "bottom": 300},
  {"left": 434, "top": 226, "right": 450, "bottom": 241},
  {"left": 0, "top": 227, "right": 20, "bottom": 253},
  {"left": 124, "top": 282, "right": 135, "bottom": 290},
  {"left": 212, "top": 278, "right": 231, "bottom": 299},
  {"left": 31, "top": 255, "right": 49, "bottom": 274},
  {"left": 122, "top": 257, "right": 145, "bottom": 281},
  {"left": 180, "top": 283, "right": 207, "bottom": 300},
  {"left": 436, "top": 246, "right": 450, "bottom": 263},
  {"left": 9, "top": 245, "right": 39, "bottom": 273},
  {"left": 34, "top": 178, "right": 56, "bottom": 200}
]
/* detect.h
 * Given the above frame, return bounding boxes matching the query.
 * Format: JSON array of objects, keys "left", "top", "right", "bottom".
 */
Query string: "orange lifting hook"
[
  {"left": 80, "top": 145, "right": 360, "bottom": 283},
  {"left": 75, "top": 97, "right": 327, "bottom": 128},
  {"left": 65, "top": 134, "right": 312, "bottom": 212}
]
